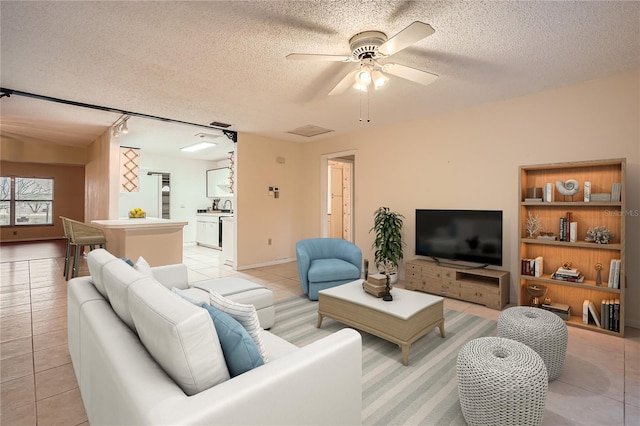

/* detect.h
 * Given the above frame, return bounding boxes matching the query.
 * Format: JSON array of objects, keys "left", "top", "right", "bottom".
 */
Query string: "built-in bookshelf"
[{"left": 518, "top": 159, "right": 626, "bottom": 336}]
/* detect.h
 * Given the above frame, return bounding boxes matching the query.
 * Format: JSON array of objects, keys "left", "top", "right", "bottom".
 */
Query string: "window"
[{"left": 0, "top": 177, "right": 54, "bottom": 226}]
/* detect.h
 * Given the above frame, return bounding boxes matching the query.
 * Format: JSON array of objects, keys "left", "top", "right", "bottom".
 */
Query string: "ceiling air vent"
[
  {"left": 287, "top": 125, "right": 334, "bottom": 138},
  {"left": 210, "top": 121, "right": 232, "bottom": 128}
]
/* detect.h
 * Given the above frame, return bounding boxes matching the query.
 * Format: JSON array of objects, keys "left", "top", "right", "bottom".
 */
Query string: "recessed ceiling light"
[{"left": 180, "top": 142, "right": 217, "bottom": 152}]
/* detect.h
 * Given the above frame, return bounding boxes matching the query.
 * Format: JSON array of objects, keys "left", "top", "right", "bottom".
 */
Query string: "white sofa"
[{"left": 68, "top": 249, "right": 362, "bottom": 425}]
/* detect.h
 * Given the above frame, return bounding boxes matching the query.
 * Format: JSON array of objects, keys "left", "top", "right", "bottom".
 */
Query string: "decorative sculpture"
[
  {"left": 526, "top": 212, "right": 542, "bottom": 238},
  {"left": 585, "top": 226, "right": 613, "bottom": 244},
  {"left": 556, "top": 179, "right": 580, "bottom": 200}
]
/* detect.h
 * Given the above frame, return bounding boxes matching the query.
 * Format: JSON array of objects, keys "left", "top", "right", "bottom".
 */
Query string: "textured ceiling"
[{"left": 1, "top": 1, "right": 639, "bottom": 161}]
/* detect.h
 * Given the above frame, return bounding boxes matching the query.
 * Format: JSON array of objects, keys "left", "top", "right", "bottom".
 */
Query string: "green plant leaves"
[{"left": 369, "top": 207, "right": 405, "bottom": 273}]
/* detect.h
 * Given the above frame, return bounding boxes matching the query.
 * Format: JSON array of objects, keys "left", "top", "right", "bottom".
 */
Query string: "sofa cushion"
[
  {"left": 87, "top": 249, "right": 120, "bottom": 299},
  {"left": 201, "top": 303, "right": 264, "bottom": 377},
  {"left": 128, "top": 278, "right": 230, "bottom": 396},
  {"left": 133, "top": 256, "right": 153, "bottom": 277},
  {"left": 171, "top": 287, "right": 202, "bottom": 305},
  {"left": 193, "top": 278, "right": 273, "bottom": 311},
  {"left": 308, "top": 258, "right": 360, "bottom": 283},
  {"left": 102, "top": 258, "right": 148, "bottom": 330},
  {"left": 209, "top": 291, "right": 268, "bottom": 362}
]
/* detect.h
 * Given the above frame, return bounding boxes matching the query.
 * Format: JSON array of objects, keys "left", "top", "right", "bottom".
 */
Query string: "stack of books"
[
  {"left": 362, "top": 273, "right": 390, "bottom": 298},
  {"left": 521, "top": 256, "right": 543, "bottom": 277},
  {"left": 600, "top": 299, "right": 621, "bottom": 332},
  {"left": 541, "top": 302, "right": 571, "bottom": 320},
  {"left": 559, "top": 212, "right": 577, "bottom": 242},
  {"left": 608, "top": 259, "right": 622, "bottom": 289},
  {"left": 582, "top": 299, "right": 601, "bottom": 327},
  {"left": 551, "top": 267, "right": 584, "bottom": 283}
]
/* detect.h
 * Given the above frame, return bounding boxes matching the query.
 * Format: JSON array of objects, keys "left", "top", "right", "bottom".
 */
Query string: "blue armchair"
[{"left": 296, "top": 238, "right": 362, "bottom": 300}]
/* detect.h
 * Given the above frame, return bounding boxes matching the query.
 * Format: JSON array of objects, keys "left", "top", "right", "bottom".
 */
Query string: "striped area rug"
[{"left": 269, "top": 295, "right": 497, "bottom": 426}]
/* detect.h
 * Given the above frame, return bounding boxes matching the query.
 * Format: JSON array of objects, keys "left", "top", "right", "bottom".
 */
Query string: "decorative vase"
[{"left": 596, "top": 269, "right": 602, "bottom": 286}]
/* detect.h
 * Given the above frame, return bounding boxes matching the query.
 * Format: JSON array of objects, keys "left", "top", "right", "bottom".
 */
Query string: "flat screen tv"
[{"left": 415, "top": 209, "right": 503, "bottom": 267}]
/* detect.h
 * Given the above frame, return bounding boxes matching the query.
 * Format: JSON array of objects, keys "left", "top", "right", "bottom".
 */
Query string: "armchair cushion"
[{"left": 308, "top": 259, "right": 360, "bottom": 283}]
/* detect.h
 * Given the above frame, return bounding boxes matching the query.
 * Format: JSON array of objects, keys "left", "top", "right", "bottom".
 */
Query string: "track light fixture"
[{"left": 111, "top": 115, "right": 131, "bottom": 138}]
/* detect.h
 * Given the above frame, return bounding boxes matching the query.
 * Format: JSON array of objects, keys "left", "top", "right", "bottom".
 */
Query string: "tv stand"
[
  {"left": 431, "top": 257, "right": 488, "bottom": 270},
  {"left": 405, "top": 258, "right": 510, "bottom": 310}
]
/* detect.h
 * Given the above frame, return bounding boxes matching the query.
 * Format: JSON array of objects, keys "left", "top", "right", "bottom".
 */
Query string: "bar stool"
[
  {"left": 61, "top": 217, "right": 107, "bottom": 279},
  {"left": 60, "top": 216, "right": 72, "bottom": 279}
]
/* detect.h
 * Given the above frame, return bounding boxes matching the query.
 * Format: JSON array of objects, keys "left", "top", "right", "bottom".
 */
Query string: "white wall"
[
  {"left": 118, "top": 152, "right": 217, "bottom": 243},
  {"left": 237, "top": 69, "right": 639, "bottom": 327}
]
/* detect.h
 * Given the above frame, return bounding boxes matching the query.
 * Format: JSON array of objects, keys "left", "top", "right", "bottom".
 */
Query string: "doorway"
[{"left": 321, "top": 151, "right": 355, "bottom": 242}]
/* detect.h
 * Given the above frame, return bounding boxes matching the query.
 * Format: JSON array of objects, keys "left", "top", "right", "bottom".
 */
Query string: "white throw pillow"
[
  {"left": 133, "top": 256, "right": 153, "bottom": 277},
  {"left": 209, "top": 291, "right": 268, "bottom": 362},
  {"left": 129, "top": 278, "right": 230, "bottom": 395}
]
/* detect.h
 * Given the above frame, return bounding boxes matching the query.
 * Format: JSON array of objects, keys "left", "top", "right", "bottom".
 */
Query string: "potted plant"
[{"left": 370, "top": 206, "right": 405, "bottom": 284}]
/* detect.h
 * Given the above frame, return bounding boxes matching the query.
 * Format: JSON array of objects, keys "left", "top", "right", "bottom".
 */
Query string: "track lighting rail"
[{"left": 0, "top": 87, "right": 237, "bottom": 142}]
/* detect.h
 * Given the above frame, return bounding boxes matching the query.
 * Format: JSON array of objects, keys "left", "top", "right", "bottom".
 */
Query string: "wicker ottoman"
[
  {"left": 497, "top": 306, "right": 568, "bottom": 381},
  {"left": 457, "top": 337, "right": 548, "bottom": 426}
]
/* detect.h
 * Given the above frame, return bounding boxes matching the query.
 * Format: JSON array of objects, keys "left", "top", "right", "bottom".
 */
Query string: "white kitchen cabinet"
[
  {"left": 196, "top": 214, "right": 220, "bottom": 249},
  {"left": 221, "top": 216, "right": 234, "bottom": 267}
]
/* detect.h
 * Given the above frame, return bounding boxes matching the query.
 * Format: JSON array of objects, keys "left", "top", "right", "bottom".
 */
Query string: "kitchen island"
[{"left": 91, "top": 217, "right": 188, "bottom": 266}]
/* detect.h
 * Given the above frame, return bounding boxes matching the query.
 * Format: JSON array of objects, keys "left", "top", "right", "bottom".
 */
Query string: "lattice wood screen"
[{"left": 120, "top": 147, "right": 140, "bottom": 192}]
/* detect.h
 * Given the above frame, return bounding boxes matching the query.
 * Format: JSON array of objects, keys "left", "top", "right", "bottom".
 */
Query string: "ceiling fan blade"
[
  {"left": 286, "top": 53, "right": 353, "bottom": 62},
  {"left": 378, "top": 21, "right": 435, "bottom": 56},
  {"left": 384, "top": 63, "right": 438, "bottom": 86},
  {"left": 328, "top": 70, "right": 358, "bottom": 96}
]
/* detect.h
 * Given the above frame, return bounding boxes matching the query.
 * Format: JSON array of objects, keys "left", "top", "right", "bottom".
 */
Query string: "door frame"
[{"left": 320, "top": 150, "right": 356, "bottom": 241}]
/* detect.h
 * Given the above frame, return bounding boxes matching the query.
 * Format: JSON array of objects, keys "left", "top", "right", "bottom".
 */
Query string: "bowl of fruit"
[{"left": 129, "top": 207, "right": 146, "bottom": 219}]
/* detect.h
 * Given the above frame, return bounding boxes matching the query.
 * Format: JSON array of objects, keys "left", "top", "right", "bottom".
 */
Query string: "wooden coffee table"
[{"left": 317, "top": 280, "right": 445, "bottom": 365}]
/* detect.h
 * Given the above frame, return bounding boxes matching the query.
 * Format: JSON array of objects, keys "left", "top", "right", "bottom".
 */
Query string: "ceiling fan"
[{"left": 287, "top": 21, "right": 438, "bottom": 95}]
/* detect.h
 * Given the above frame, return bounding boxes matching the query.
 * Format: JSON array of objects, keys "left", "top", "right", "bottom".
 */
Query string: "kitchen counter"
[
  {"left": 91, "top": 217, "right": 188, "bottom": 266},
  {"left": 196, "top": 212, "right": 233, "bottom": 217}
]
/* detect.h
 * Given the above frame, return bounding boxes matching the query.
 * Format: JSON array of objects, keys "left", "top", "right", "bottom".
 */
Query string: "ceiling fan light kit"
[{"left": 287, "top": 21, "right": 439, "bottom": 98}]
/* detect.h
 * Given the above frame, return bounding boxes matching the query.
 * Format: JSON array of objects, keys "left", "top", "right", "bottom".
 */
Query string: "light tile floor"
[{"left": 1, "top": 242, "right": 638, "bottom": 425}]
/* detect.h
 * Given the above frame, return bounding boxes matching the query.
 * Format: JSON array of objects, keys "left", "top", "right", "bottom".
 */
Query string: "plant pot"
[{"left": 389, "top": 273, "right": 398, "bottom": 285}]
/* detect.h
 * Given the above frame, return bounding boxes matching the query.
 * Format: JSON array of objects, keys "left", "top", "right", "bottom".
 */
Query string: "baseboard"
[
  {"left": 0, "top": 236, "right": 65, "bottom": 244},
  {"left": 237, "top": 257, "right": 296, "bottom": 271},
  {"left": 625, "top": 319, "right": 640, "bottom": 330}
]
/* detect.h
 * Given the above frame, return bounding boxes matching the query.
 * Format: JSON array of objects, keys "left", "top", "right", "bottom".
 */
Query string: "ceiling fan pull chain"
[
  {"left": 359, "top": 90, "right": 363, "bottom": 122},
  {"left": 367, "top": 89, "right": 371, "bottom": 123}
]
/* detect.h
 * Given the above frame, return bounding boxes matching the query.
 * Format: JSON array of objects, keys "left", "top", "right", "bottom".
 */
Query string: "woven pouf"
[
  {"left": 497, "top": 307, "right": 568, "bottom": 381},
  {"left": 457, "top": 337, "right": 548, "bottom": 426}
]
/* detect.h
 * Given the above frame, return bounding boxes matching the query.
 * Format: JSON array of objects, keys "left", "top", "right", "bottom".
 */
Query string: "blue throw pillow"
[{"left": 201, "top": 303, "right": 264, "bottom": 377}]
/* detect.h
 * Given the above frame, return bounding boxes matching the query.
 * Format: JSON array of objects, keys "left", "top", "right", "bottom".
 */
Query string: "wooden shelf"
[
  {"left": 521, "top": 238, "right": 622, "bottom": 250},
  {"left": 518, "top": 159, "right": 626, "bottom": 337},
  {"left": 565, "top": 315, "right": 622, "bottom": 336},
  {"left": 521, "top": 201, "right": 622, "bottom": 207},
  {"left": 520, "top": 274, "right": 621, "bottom": 294}
]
